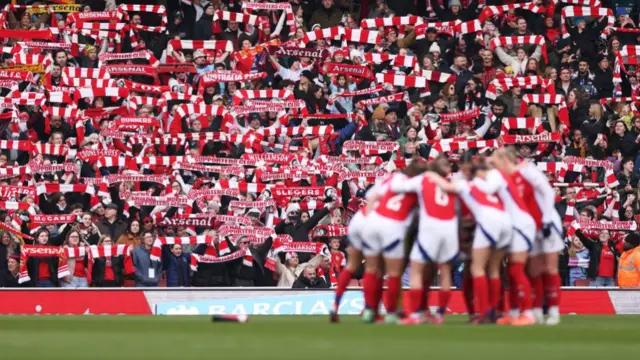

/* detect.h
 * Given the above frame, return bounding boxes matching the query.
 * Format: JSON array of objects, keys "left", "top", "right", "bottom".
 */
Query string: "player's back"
[
  {"left": 513, "top": 162, "right": 547, "bottom": 229},
  {"left": 489, "top": 169, "right": 534, "bottom": 222},
  {"left": 458, "top": 179, "right": 505, "bottom": 223},
  {"left": 416, "top": 176, "right": 457, "bottom": 223},
  {"left": 373, "top": 173, "right": 417, "bottom": 222}
]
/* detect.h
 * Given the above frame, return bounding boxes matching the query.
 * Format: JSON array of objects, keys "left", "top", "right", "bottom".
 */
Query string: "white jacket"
[{"left": 495, "top": 45, "right": 542, "bottom": 75}]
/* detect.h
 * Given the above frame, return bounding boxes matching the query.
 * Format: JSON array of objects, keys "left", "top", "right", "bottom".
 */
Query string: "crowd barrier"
[{"left": 0, "top": 288, "right": 638, "bottom": 315}]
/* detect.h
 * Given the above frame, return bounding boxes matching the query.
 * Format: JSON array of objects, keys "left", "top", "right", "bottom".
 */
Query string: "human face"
[
  {"left": 548, "top": 68, "right": 557, "bottom": 81},
  {"left": 573, "top": 130, "right": 582, "bottom": 142},
  {"left": 579, "top": 61, "right": 589, "bottom": 73},
  {"left": 171, "top": 245, "right": 183, "bottom": 257},
  {"left": 241, "top": 39, "right": 251, "bottom": 50},
  {"left": 51, "top": 133, "right": 63, "bottom": 144},
  {"left": 572, "top": 237, "right": 584, "bottom": 250},
  {"left": 517, "top": 18, "right": 527, "bottom": 32},
  {"left": 615, "top": 122, "right": 625, "bottom": 136},
  {"left": 7, "top": 258, "right": 18, "bottom": 273},
  {"left": 102, "top": 237, "right": 112, "bottom": 245},
  {"left": 287, "top": 253, "right": 299, "bottom": 266},
  {"left": 68, "top": 232, "right": 80, "bottom": 246},
  {"left": 545, "top": 17, "right": 554, "bottom": 28},
  {"left": 407, "top": 128, "right": 417, "bottom": 140},
  {"left": 1, "top": 233, "right": 10, "bottom": 245},
  {"left": 560, "top": 69, "right": 571, "bottom": 81},
  {"left": 611, "top": 40, "right": 620, "bottom": 52},
  {"left": 454, "top": 56, "right": 467, "bottom": 68},
  {"left": 37, "top": 231, "right": 49, "bottom": 245},
  {"left": 228, "top": 21, "right": 238, "bottom": 31},
  {"left": 192, "top": 120, "right": 202, "bottom": 132},
  {"left": 600, "top": 58, "right": 609, "bottom": 70},
  {"left": 82, "top": 214, "right": 92, "bottom": 227},
  {"left": 171, "top": 181, "right": 182, "bottom": 194},
  {"left": 322, "top": 0, "right": 333, "bottom": 9},
  {"left": 51, "top": 65, "right": 61, "bottom": 78},
  {"left": 329, "top": 238, "right": 340, "bottom": 250},
  {"left": 131, "top": 221, "right": 140, "bottom": 234},
  {"left": 579, "top": 211, "right": 590, "bottom": 221},
  {"left": 566, "top": 188, "right": 576, "bottom": 201},
  {"left": 516, "top": 48, "right": 526, "bottom": 61},
  {"left": 623, "top": 160, "right": 634, "bottom": 173},
  {"left": 304, "top": 267, "right": 316, "bottom": 280},
  {"left": 300, "top": 212, "right": 310, "bottom": 223},
  {"left": 598, "top": 231, "right": 610, "bottom": 243},
  {"left": 143, "top": 233, "right": 155, "bottom": 247},
  {"left": 568, "top": 90, "right": 576, "bottom": 104},
  {"left": 105, "top": 208, "right": 117, "bottom": 219}
]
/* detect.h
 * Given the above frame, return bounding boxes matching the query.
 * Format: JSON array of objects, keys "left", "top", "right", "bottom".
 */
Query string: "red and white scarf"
[
  {"left": 490, "top": 36, "right": 548, "bottom": 63},
  {"left": 18, "top": 245, "right": 69, "bottom": 284},
  {"left": 519, "top": 94, "right": 569, "bottom": 126},
  {"left": 151, "top": 235, "right": 213, "bottom": 261}
]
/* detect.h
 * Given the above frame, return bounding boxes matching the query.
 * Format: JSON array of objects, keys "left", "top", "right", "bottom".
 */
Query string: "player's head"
[
  {"left": 429, "top": 155, "right": 452, "bottom": 177},
  {"left": 402, "top": 157, "right": 429, "bottom": 177},
  {"left": 471, "top": 156, "right": 490, "bottom": 178},
  {"left": 491, "top": 147, "right": 517, "bottom": 172},
  {"left": 459, "top": 152, "right": 474, "bottom": 179}
]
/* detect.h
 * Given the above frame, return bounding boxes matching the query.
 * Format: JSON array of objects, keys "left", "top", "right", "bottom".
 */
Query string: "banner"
[{"left": 0, "top": 289, "right": 635, "bottom": 315}]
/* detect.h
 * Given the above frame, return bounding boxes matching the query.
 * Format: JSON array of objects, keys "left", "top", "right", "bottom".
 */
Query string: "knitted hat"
[
  {"left": 372, "top": 105, "right": 386, "bottom": 120},
  {"left": 429, "top": 42, "right": 441, "bottom": 54},
  {"left": 449, "top": 0, "right": 461, "bottom": 7}
]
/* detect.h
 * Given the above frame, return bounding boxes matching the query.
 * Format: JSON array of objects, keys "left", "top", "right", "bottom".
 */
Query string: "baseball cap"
[{"left": 105, "top": 203, "right": 118, "bottom": 210}]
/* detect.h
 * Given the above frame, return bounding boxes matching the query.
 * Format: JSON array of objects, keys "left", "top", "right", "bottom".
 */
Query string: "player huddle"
[{"left": 331, "top": 148, "right": 563, "bottom": 326}]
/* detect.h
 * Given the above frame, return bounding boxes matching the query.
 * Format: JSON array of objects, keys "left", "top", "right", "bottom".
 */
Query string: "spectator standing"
[
  {"left": 96, "top": 203, "right": 128, "bottom": 242},
  {"left": 78, "top": 212, "right": 101, "bottom": 245},
  {"left": 117, "top": 220, "right": 142, "bottom": 248},
  {"left": 617, "top": 233, "right": 640, "bottom": 288},
  {"left": 3, "top": 255, "right": 20, "bottom": 288},
  {"left": 132, "top": 232, "right": 162, "bottom": 287},
  {"left": 575, "top": 229, "right": 618, "bottom": 287},
  {"left": 164, "top": 244, "right": 190, "bottom": 287},
  {"left": 276, "top": 251, "right": 326, "bottom": 287},
  {"left": 89, "top": 235, "right": 128, "bottom": 288},
  {"left": 566, "top": 235, "right": 591, "bottom": 286},
  {"left": 60, "top": 230, "right": 89, "bottom": 288},
  {"left": 309, "top": 0, "right": 343, "bottom": 29},
  {"left": 26, "top": 229, "right": 60, "bottom": 288}
]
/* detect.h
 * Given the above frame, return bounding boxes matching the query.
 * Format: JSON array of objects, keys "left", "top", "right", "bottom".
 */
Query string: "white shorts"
[
  {"left": 510, "top": 219, "right": 536, "bottom": 254},
  {"left": 410, "top": 220, "right": 459, "bottom": 264},
  {"left": 473, "top": 216, "right": 512, "bottom": 250},
  {"left": 361, "top": 212, "right": 411, "bottom": 259},
  {"left": 347, "top": 211, "right": 366, "bottom": 251},
  {"left": 530, "top": 220, "right": 565, "bottom": 256}
]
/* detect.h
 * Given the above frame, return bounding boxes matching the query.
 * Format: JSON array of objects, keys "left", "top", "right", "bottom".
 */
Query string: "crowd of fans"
[{"left": 0, "top": 0, "right": 639, "bottom": 289}]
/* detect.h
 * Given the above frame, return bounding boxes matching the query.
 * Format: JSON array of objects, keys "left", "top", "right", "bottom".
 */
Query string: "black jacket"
[
  {"left": 292, "top": 273, "right": 329, "bottom": 289},
  {"left": 26, "top": 256, "right": 60, "bottom": 287},
  {"left": 566, "top": 18, "right": 609, "bottom": 66},
  {"left": 274, "top": 208, "right": 330, "bottom": 242},
  {"left": 593, "top": 68, "right": 614, "bottom": 99},
  {"left": 191, "top": 242, "right": 235, "bottom": 287},
  {"left": 0, "top": 244, "right": 7, "bottom": 287},
  {"left": 91, "top": 256, "right": 125, "bottom": 287},
  {"left": 96, "top": 218, "right": 129, "bottom": 242},
  {"left": 228, "top": 237, "right": 273, "bottom": 287},
  {"left": 621, "top": 130, "right": 640, "bottom": 158}
]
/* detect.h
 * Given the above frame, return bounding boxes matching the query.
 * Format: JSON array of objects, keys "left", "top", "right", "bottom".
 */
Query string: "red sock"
[
  {"left": 362, "top": 272, "right": 377, "bottom": 310},
  {"left": 373, "top": 276, "right": 384, "bottom": 313},
  {"left": 333, "top": 269, "right": 353, "bottom": 310},
  {"left": 407, "top": 288, "right": 423, "bottom": 314},
  {"left": 488, "top": 277, "right": 502, "bottom": 310},
  {"left": 472, "top": 276, "right": 488, "bottom": 316},
  {"left": 437, "top": 290, "right": 451, "bottom": 316},
  {"left": 383, "top": 276, "right": 401, "bottom": 314},
  {"left": 543, "top": 273, "right": 561, "bottom": 307},
  {"left": 462, "top": 273, "right": 474, "bottom": 315},
  {"left": 509, "top": 263, "right": 532, "bottom": 312},
  {"left": 529, "top": 275, "right": 544, "bottom": 309}
]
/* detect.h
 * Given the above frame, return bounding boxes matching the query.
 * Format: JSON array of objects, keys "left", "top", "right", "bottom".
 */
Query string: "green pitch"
[{"left": 0, "top": 316, "right": 639, "bottom": 359}]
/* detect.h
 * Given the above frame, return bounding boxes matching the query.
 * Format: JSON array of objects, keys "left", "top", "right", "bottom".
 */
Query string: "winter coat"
[
  {"left": 292, "top": 272, "right": 330, "bottom": 289},
  {"left": 132, "top": 246, "right": 162, "bottom": 287},
  {"left": 276, "top": 254, "right": 325, "bottom": 288},
  {"left": 164, "top": 253, "right": 190, "bottom": 287}
]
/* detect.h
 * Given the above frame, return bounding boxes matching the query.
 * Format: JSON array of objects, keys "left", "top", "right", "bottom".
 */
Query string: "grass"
[{"left": 0, "top": 315, "right": 639, "bottom": 359}]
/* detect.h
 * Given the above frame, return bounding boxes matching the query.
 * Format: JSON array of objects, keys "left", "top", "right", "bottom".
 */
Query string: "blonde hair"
[{"left": 589, "top": 102, "right": 603, "bottom": 121}]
